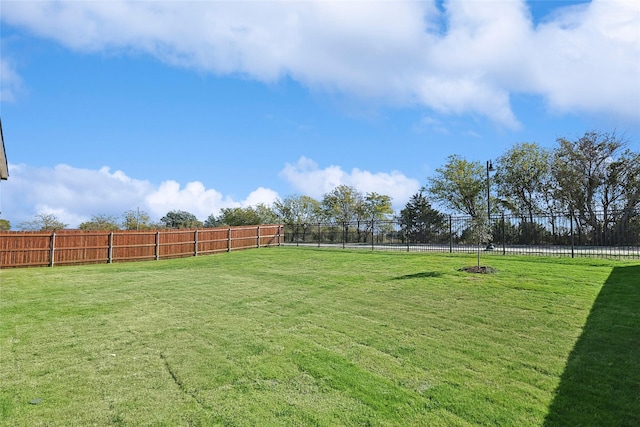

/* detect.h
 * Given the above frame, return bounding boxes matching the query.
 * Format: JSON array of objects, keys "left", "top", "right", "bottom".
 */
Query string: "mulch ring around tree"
[{"left": 461, "top": 266, "right": 497, "bottom": 274}]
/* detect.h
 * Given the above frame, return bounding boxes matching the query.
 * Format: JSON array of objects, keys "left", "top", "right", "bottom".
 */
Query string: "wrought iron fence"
[{"left": 283, "top": 210, "right": 640, "bottom": 259}]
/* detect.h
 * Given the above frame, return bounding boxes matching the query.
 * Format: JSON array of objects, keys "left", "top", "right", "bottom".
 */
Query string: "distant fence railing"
[
  {"left": 283, "top": 211, "right": 640, "bottom": 259},
  {"left": 0, "top": 225, "right": 283, "bottom": 268}
]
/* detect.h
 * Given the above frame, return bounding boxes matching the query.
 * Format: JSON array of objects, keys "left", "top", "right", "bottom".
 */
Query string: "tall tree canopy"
[
  {"left": 79, "top": 214, "right": 120, "bottom": 231},
  {"left": 552, "top": 131, "right": 638, "bottom": 230},
  {"left": 122, "top": 209, "right": 152, "bottom": 230},
  {"left": 273, "top": 194, "right": 321, "bottom": 225},
  {"left": 399, "top": 189, "right": 446, "bottom": 242},
  {"left": 321, "top": 185, "right": 364, "bottom": 224},
  {"left": 360, "top": 192, "right": 393, "bottom": 221},
  {"left": 494, "top": 142, "right": 552, "bottom": 222},
  {"left": 19, "top": 213, "right": 67, "bottom": 231},
  {"left": 160, "top": 210, "right": 202, "bottom": 229},
  {"left": 206, "top": 204, "right": 278, "bottom": 227},
  {"left": 427, "top": 155, "right": 485, "bottom": 218}
]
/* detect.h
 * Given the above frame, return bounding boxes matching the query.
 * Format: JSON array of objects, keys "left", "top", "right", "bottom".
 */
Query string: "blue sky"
[{"left": 1, "top": 0, "right": 639, "bottom": 228}]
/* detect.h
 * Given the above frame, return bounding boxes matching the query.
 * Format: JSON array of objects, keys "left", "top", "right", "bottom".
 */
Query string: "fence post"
[
  {"left": 449, "top": 215, "right": 453, "bottom": 253},
  {"left": 570, "top": 212, "right": 575, "bottom": 258},
  {"left": 227, "top": 227, "right": 232, "bottom": 252},
  {"left": 317, "top": 223, "right": 321, "bottom": 248},
  {"left": 194, "top": 229, "right": 199, "bottom": 257},
  {"left": 257, "top": 226, "right": 261, "bottom": 249},
  {"left": 50, "top": 232, "right": 56, "bottom": 267},
  {"left": 278, "top": 225, "right": 282, "bottom": 246},
  {"left": 501, "top": 213, "right": 506, "bottom": 255},
  {"left": 371, "top": 220, "right": 375, "bottom": 251},
  {"left": 108, "top": 232, "right": 114, "bottom": 264},
  {"left": 342, "top": 222, "right": 346, "bottom": 249},
  {"left": 155, "top": 231, "right": 160, "bottom": 260}
]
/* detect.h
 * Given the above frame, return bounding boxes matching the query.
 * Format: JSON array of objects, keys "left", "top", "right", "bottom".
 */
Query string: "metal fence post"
[
  {"left": 108, "top": 231, "right": 114, "bottom": 263},
  {"left": 501, "top": 213, "right": 506, "bottom": 255},
  {"left": 194, "top": 229, "right": 199, "bottom": 257},
  {"left": 342, "top": 222, "right": 346, "bottom": 249},
  {"left": 227, "top": 227, "right": 232, "bottom": 252},
  {"left": 371, "top": 220, "right": 375, "bottom": 251},
  {"left": 155, "top": 231, "right": 160, "bottom": 260},
  {"left": 570, "top": 212, "right": 575, "bottom": 258},
  {"left": 50, "top": 232, "right": 56, "bottom": 267},
  {"left": 257, "top": 226, "right": 261, "bottom": 249},
  {"left": 449, "top": 215, "right": 453, "bottom": 253}
]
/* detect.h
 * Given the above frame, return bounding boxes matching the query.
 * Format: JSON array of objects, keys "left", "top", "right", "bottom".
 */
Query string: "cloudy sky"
[{"left": 1, "top": 0, "right": 639, "bottom": 228}]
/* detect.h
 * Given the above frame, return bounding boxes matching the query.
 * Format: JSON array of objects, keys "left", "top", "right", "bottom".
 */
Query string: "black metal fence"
[{"left": 283, "top": 211, "right": 640, "bottom": 259}]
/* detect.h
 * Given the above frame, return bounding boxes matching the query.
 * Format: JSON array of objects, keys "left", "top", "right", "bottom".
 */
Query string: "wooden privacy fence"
[{"left": 0, "top": 225, "right": 283, "bottom": 268}]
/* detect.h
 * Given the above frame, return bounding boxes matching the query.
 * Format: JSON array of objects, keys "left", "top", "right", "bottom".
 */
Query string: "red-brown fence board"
[
  {"left": 112, "top": 231, "right": 157, "bottom": 262},
  {"left": 197, "top": 228, "right": 229, "bottom": 255},
  {"left": 53, "top": 231, "right": 111, "bottom": 266},
  {"left": 0, "top": 232, "right": 52, "bottom": 267},
  {"left": 0, "top": 225, "right": 283, "bottom": 268}
]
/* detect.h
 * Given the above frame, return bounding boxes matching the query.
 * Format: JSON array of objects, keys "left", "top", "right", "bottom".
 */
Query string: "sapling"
[{"left": 469, "top": 211, "right": 493, "bottom": 270}]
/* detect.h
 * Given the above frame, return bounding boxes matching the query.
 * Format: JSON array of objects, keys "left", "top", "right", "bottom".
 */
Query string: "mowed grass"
[{"left": 1, "top": 248, "right": 638, "bottom": 426}]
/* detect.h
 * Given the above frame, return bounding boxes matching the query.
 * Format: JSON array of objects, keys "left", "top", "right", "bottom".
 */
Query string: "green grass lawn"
[{"left": 1, "top": 248, "right": 638, "bottom": 426}]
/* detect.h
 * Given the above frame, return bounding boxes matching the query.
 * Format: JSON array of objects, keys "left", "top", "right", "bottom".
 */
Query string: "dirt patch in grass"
[{"left": 461, "top": 266, "right": 497, "bottom": 274}]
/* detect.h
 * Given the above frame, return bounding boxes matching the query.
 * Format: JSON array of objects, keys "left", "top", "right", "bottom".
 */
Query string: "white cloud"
[
  {"left": 1, "top": 0, "right": 638, "bottom": 126},
  {"left": 242, "top": 187, "right": 280, "bottom": 208},
  {"left": 0, "top": 160, "right": 414, "bottom": 229},
  {"left": 145, "top": 180, "right": 228, "bottom": 221},
  {"left": 1, "top": 164, "right": 279, "bottom": 228},
  {"left": 531, "top": 0, "right": 640, "bottom": 120},
  {"left": 279, "top": 157, "right": 421, "bottom": 210},
  {"left": 0, "top": 57, "right": 23, "bottom": 102}
]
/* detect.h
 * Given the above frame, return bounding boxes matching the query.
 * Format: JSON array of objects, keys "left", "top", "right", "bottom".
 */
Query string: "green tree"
[
  {"left": 273, "top": 195, "right": 322, "bottom": 242},
  {"left": 19, "top": 213, "right": 67, "bottom": 231},
  {"left": 209, "top": 205, "right": 278, "bottom": 227},
  {"left": 362, "top": 192, "right": 393, "bottom": 221},
  {"left": 359, "top": 192, "right": 394, "bottom": 242},
  {"left": 273, "top": 195, "right": 321, "bottom": 225},
  {"left": 428, "top": 155, "right": 485, "bottom": 217},
  {"left": 79, "top": 214, "right": 120, "bottom": 231},
  {"left": 321, "top": 185, "right": 364, "bottom": 244},
  {"left": 254, "top": 204, "right": 279, "bottom": 224},
  {"left": 122, "top": 209, "right": 152, "bottom": 230},
  {"left": 0, "top": 218, "right": 10, "bottom": 230},
  {"left": 399, "top": 189, "right": 446, "bottom": 243},
  {"left": 217, "top": 207, "right": 256, "bottom": 226},
  {"left": 494, "top": 142, "right": 552, "bottom": 221},
  {"left": 322, "top": 185, "right": 364, "bottom": 223},
  {"left": 552, "top": 131, "right": 638, "bottom": 242},
  {"left": 160, "top": 210, "right": 202, "bottom": 229},
  {"left": 203, "top": 214, "right": 223, "bottom": 228},
  {"left": 322, "top": 185, "right": 364, "bottom": 240}
]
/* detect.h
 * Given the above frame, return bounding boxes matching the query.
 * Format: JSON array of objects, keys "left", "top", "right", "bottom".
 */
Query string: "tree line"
[
  {"left": 4, "top": 131, "right": 638, "bottom": 243},
  {"left": 427, "top": 130, "right": 639, "bottom": 245}
]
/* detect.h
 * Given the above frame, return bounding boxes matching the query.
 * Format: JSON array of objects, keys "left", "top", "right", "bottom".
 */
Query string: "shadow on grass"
[
  {"left": 544, "top": 265, "right": 640, "bottom": 426},
  {"left": 392, "top": 272, "right": 443, "bottom": 280}
]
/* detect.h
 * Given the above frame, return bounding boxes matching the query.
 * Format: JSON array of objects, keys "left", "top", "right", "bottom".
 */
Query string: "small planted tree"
[{"left": 466, "top": 211, "right": 494, "bottom": 273}]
